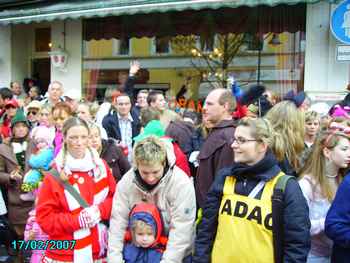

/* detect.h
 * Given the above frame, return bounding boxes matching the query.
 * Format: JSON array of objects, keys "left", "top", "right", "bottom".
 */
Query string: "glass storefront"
[{"left": 82, "top": 4, "right": 306, "bottom": 104}]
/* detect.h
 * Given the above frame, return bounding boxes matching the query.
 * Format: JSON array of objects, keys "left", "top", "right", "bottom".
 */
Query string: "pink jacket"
[{"left": 24, "top": 209, "right": 49, "bottom": 263}]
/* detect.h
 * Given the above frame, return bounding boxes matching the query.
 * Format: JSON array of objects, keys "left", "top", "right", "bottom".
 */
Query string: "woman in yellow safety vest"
[{"left": 193, "top": 117, "right": 311, "bottom": 263}]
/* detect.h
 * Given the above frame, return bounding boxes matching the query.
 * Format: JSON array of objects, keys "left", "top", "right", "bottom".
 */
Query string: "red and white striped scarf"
[{"left": 54, "top": 148, "right": 109, "bottom": 262}]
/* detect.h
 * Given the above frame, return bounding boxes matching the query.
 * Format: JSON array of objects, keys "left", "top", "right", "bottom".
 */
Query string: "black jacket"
[
  {"left": 102, "top": 109, "right": 141, "bottom": 143},
  {"left": 193, "top": 151, "right": 310, "bottom": 263},
  {"left": 100, "top": 139, "right": 131, "bottom": 182},
  {"left": 120, "top": 76, "right": 137, "bottom": 102},
  {"left": 166, "top": 120, "right": 196, "bottom": 156}
]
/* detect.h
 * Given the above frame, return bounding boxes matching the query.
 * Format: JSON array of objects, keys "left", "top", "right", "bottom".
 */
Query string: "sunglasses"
[
  {"left": 5, "top": 105, "right": 16, "bottom": 109},
  {"left": 28, "top": 111, "right": 38, "bottom": 116}
]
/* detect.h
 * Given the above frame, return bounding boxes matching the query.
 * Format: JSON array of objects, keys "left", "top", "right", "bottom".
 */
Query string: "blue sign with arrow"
[{"left": 331, "top": 0, "right": 350, "bottom": 44}]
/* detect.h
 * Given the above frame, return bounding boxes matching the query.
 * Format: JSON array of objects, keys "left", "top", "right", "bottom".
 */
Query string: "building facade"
[{"left": 0, "top": 0, "right": 347, "bottom": 104}]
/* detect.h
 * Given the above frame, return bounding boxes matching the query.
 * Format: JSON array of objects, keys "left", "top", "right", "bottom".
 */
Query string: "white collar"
[
  {"left": 11, "top": 141, "right": 28, "bottom": 154},
  {"left": 55, "top": 148, "right": 105, "bottom": 179}
]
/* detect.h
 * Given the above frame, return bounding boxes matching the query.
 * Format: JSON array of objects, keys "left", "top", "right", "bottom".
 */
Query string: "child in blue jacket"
[{"left": 123, "top": 203, "right": 167, "bottom": 263}]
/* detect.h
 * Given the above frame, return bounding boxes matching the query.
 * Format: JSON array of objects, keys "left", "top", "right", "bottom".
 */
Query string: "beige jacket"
[{"left": 107, "top": 141, "right": 196, "bottom": 263}]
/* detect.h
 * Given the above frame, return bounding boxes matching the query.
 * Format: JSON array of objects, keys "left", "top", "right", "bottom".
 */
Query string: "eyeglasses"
[
  {"left": 28, "top": 111, "right": 38, "bottom": 116},
  {"left": 231, "top": 137, "right": 259, "bottom": 145}
]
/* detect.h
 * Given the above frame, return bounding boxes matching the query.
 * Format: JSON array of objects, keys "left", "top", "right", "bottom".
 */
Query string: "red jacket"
[
  {"left": 36, "top": 161, "right": 116, "bottom": 261},
  {"left": 162, "top": 136, "right": 191, "bottom": 177}
]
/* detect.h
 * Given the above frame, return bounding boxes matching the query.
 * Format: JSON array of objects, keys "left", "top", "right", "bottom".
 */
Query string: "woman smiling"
[{"left": 194, "top": 117, "right": 310, "bottom": 263}]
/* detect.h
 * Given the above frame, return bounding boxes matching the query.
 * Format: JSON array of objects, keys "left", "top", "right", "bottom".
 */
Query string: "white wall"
[
  {"left": 11, "top": 24, "right": 30, "bottom": 84},
  {"left": 51, "top": 19, "right": 82, "bottom": 100},
  {"left": 0, "top": 25, "right": 12, "bottom": 87},
  {"left": 304, "top": 1, "right": 349, "bottom": 99}
]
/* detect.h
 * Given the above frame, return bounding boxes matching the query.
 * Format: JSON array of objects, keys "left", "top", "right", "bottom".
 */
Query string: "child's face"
[
  {"left": 53, "top": 109, "right": 70, "bottom": 131},
  {"left": 35, "top": 138, "right": 48, "bottom": 150},
  {"left": 305, "top": 119, "right": 320, "bottom": 137},
  {"left": 134, "top": 227, "right": 155, "bottom": 248},
  {"left": 39, "top": 109, "right": 52, "bottom": 127}
]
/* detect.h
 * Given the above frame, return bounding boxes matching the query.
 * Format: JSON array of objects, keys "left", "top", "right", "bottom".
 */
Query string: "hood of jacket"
[
  {"left": 127, "top": 203, "right": 166, "bottom": 248},
  {"left": 170, "top": 120, "right": 195, "bottom": 134}
]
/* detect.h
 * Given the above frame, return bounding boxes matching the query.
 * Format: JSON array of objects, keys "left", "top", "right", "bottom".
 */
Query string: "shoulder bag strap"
[
  {"left": 272, "top": 174, "right": 293, "bottom": 263},
  {"left": 43, "top": 168, "right": 89, "bottom": 208}
]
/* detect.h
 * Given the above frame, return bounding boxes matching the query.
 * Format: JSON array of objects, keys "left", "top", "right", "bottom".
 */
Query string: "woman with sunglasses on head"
[
  {"left": 299, "top": 131, "right": 350, "bottom": 263},
  {"left": 326, "top": 116, "right": 350, "bottom": 133},
  {"left": 194, "top": 117, "right": 310, "bottom": 263}
]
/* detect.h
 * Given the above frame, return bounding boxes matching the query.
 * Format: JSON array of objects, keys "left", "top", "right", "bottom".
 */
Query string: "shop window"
[
  {"left": 199, "top": 35, "right": 215, "bottom": 52},
  {"left": 35, "top": 27, "right": 51, "bottom": 52},
  {"left": 112, "top": 38, "right": 130, "bottom": 56},
  {"left": 153, "top": 37, "right": 171, "bottom": 54}
]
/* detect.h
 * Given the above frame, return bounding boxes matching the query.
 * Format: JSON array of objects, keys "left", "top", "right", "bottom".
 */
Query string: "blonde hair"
[
  {"left": 305, "top": 110, "right": 320, "bottom": 123},
  {"left": 131, "top": 220, "right": 154, "bottom": 234},
  {"left": 131, "top": 220, "right": 155, "bottom": 245},
  {"left": 133, "top": 136, "right": 166, "bottom": 166},
  {"left": 78, "top": 101, "right": 99, "bottom": 120},
  {"left": 40, "top": 104, "right": 52, "bottom": 114},
  {"left": 266, "top": 100, "right": 305, "bottom": 170},
  {"left": 238, "top": 117, "right": 285, "bottom": 161},
  {"left": 300, "top": 131, "right": 349, "bottom": 201}
]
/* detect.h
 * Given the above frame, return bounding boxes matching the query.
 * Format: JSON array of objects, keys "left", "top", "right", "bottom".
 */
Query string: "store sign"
[
  {"left": 336, "top": 45, "right": 350, "bottom": 61},
  {"left": 49, "top": 48, "right": 68, "bottom": 72},
  {"left": 331, "top": 0, "right": 350, "bottom": 44}
]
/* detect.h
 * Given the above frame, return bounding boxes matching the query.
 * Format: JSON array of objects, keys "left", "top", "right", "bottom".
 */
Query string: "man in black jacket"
[{"left": 102, "top": 93, "right": 141, "bottom": 162}]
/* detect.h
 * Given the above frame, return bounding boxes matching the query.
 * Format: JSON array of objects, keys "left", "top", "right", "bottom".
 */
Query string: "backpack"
[{"left": 272, "top": 174, "right": 293, "bottom": 263}]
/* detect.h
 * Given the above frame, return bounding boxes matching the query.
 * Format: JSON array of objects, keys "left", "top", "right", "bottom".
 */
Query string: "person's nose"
[{"left": 231, "top": 140, "right": 239, "bottom": 149}]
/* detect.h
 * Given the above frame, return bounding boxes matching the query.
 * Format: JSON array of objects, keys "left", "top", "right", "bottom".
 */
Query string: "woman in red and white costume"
[{"left": 36, "top": 117, "right": 116, "bottom": 263}]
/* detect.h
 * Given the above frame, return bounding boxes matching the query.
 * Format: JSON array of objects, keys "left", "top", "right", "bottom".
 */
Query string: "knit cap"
[
  {"left": 31, "top": 126, "right": 53, "bottom": 147},
  {"left": 11, "top": 108, "right": 29, "bottom": 128}
]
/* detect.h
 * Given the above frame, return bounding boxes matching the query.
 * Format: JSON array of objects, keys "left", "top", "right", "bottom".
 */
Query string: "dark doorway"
[{"left": 32, "top": 58, "right": 50, "bottom": 95}]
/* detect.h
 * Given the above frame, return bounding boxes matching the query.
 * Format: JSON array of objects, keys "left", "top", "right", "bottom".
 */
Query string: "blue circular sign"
[{"left": 331, "top": 0, "right": 350, "bottom": 44}]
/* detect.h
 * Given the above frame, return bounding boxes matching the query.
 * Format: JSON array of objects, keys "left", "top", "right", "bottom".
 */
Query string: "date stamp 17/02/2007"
[{"left": 11, "top": 240, "right": 76, "bottom": 250}]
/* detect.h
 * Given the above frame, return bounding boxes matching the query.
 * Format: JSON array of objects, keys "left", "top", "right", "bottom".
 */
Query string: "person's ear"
[
  {"left": 323, "top": 147, "right": 331, "bottom": 160},
  {"left": 257, "top": 141, "right": 268, "bottom": 153}
]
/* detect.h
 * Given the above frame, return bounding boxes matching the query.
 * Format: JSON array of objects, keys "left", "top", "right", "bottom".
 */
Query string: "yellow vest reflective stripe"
[{"left": 211, "top": 172, "right": 284, "bottom": 263}]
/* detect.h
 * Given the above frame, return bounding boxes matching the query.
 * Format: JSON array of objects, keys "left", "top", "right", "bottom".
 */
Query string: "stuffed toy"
[{"left": 20, "top": 127, "right": 54, "bottom": 201}]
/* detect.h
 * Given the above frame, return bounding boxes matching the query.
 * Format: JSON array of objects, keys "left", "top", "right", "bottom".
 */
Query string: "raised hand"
[{"left": 129, "top": 60, "right": 140, "bottom": 76}]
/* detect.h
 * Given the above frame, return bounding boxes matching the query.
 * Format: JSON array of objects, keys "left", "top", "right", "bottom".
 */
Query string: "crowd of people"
[{"left": 0, "top": 61, "right": 350, "bottom": 263}]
